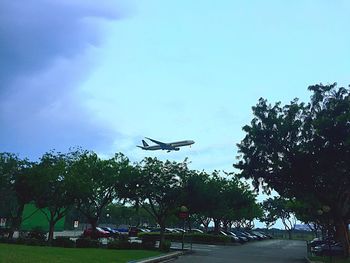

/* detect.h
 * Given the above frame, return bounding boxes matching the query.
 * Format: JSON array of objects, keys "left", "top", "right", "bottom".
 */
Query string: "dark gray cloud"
[
  {"left": 0, "top": 0, "right": 127, "bottom": 159},
  {"left": 0, "top": 0, "right": 124, "bottom": 90}
]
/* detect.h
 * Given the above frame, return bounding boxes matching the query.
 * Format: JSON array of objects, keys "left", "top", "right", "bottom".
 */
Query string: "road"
[{"left": 172, "top": 239, "right": 307, "bottom": 263}]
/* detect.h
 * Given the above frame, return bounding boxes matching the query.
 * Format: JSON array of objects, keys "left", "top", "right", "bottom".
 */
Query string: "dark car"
[
  {"left": 83, "top": 227, "right": 111, "bottom": 238},
  {"left": 230, "top": 230, "right": 249, "bottom": 242},
  {"left": 207, "top": 230, "right": 239, "bottom": 243},
  {"left": 129, "top": 227, "right": 150, "bottom": 237},
  {"left": 314, "top": 242, "right": 344, "bottom": 256},
  {"left": 223, "top": 231, "right": 241, "bottom": 243}
]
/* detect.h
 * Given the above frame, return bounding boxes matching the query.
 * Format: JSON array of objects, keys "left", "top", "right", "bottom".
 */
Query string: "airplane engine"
[{"left": 174, "top": 148, "right": 180, "bottom": 151}]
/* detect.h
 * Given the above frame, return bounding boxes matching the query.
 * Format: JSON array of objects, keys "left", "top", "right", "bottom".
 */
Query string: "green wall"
[{"left": 21, "top": 204, "right": 65, "bottom": 231}]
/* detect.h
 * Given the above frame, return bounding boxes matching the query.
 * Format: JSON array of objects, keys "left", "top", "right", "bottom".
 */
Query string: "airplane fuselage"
[{"left": 138, "top": 138, "right": 195, "bottom": 152}]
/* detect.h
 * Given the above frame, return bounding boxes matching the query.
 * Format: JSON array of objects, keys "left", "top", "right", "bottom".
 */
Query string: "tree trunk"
[
  {"left": 159, "top": 223, "right": 166, "bottom": 251},
  {"left": 288, "top": 230, "right": 292, "bottom": 240},
  {"left": 8, "top": 203, "right": 24, "bottom": 239},
  {"left": 334, "top": 218, "right": 350, "bottom": 258},
  {"left": 89, "top": 218, "right": 98, "bottom": 239},
  {"left": 48, "top": 219, "right": 55, "bottom": 244}
]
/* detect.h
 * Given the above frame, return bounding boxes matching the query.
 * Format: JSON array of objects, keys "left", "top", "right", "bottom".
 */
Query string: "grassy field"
[{"left": 0, "top": 243, "right": 163, "bottom": 263}]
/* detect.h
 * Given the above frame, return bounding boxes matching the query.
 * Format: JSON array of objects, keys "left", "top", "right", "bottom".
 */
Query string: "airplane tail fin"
[{"left": 142, "top": 140, "right": 149, "bottom": 147}]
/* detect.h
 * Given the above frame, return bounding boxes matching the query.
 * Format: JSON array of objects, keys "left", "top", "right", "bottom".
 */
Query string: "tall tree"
[
  {"left": 235, "top": 84, "right": 350, "bottom": 256},
  {"left": 71, "top": 151, "right": 131, "bottom": 238},
  {"left": 31, "top": 151, "right": 77, "bottom": 243},
  {"left": 118, "top": 157, "right": 189, "bottom": 250},
  {"left": 0, "top": 153, "right": 34, "bottom": 238}
]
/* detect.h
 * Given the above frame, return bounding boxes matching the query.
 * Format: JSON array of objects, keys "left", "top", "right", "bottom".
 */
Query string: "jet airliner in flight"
[{"left": 137, "top": 137, "right": 195, "bottom": 152}]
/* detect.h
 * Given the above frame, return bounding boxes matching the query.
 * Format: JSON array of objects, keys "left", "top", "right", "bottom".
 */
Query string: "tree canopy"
[{"left": 235, "top": 83, "right": 350, "bottom": 256}]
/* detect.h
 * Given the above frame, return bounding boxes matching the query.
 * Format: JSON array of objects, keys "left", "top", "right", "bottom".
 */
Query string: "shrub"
[
  {"left": 107, "top": 240, "right": 131, "bottom": 249},
  {"left": 130, "top": 242, "right": 142, "bottom": 250},
  {"left": 138, "top": 232, "right": 230, "bottom": 244},
  {"left": 26, "top": 228, "right": 47, "bottom": 241},
  {"left": 140, "top": 234, "right": 159, "bottom": 249},
  {"left": 76, "top": 238, "right": 100, "bottom": 248},
  {"left": 0, "top": 228, "right": 10, "bottom": 238},
  {"left": 52, "top": 237, "right": 75, "bottom": 248},
  {"left": 24, "top": 238, "right": 47, "bottom": 246},
  {"left": 107, "top": 240, "right": 120, "bottom": 249}
]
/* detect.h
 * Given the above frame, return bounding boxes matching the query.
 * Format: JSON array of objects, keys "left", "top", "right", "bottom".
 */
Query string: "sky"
[{"left": 1, "top": 0, "right": 350, "bottom": 226}]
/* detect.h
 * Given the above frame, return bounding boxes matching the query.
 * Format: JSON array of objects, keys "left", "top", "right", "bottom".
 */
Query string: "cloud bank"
[{"left": 0, "top": 0, "right": 127, "bottom": 159}]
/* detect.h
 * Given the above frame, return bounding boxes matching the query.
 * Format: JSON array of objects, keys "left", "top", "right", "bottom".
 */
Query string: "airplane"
[{"left": 137, "top": 137, "right": 195, "bottom": 152}]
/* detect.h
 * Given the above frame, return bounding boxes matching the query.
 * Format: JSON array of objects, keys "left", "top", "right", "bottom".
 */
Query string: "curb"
[
  {"left": 128, "top": 250, "right": 192, "bottom": 263},
  {"left": 304, "top": 256, "right": 323, "bottom": 263}
]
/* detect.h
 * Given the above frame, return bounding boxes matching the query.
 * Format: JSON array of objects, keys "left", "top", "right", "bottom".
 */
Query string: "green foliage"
[
  {"left": 261, "top": 197, "right": 296, "bottom": 236},
  {"left": 0, "top": 153, "right": 35, "bottom": 236},
  {"left": 117, "top": 157, "right": 191, "bottom": 249},
  {"left": 235, "top": 83, "right": 350, "bottom": 255},
  {"left": 71, "top": 152, "right": 131, "bottom": 234}
]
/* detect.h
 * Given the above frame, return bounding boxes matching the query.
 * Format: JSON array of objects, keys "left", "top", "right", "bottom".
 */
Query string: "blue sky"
[{"left": 1, "top": 1, "right": 349, "bottom": 226}]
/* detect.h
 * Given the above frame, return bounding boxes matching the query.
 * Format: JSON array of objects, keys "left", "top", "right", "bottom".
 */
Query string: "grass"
[
  {"left": 309, "top": 256, "right": 350, "bottom": 263},
  {"left": 0, "top": 243, "right": 163, "bottom": 263}
]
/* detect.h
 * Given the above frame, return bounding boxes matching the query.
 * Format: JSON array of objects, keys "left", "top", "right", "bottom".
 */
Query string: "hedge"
[{"left": 138, "top": 232, "right": 231, "bottom": 244}]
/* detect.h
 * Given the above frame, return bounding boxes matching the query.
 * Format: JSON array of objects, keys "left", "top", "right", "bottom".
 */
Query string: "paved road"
[{"left": 172, "top": 240, "right": 307, "bottom": 263}]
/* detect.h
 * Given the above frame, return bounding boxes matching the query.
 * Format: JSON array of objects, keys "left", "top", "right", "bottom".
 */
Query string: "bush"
[
  {"left": 0, "top": 228, "right": 10, "bottom": 238},
  {"left": 140, "top": 236, "right": 157, "bottom": 250},
  {"left": 24, "top": 238, "right": 47, "bottom": 246},
  {"left": 107, "top": 239, "right": 131, "bottom": 249},
  {"left": 52, "top": 237, "right": 75, "bottom": 248},
  {"left": 26, "top": 228, "right": 47, "bottom": 241},
  {"left": 130, "top": 242, "right": 142, "bottom": 250},
  {"left": 138, "top": 232, "right": 231, "bottom": 244},
  {"left": 76, "top": 238, "right": 100, "bottom": 248}
]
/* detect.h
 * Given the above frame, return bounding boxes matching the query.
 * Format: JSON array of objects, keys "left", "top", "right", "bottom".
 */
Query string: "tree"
[
  {"left": 0, "top": 153, "right": 34, "bottom": 238},
  {"left": 30, "top": 151, "right": 77, "bottom": 243},
  {"left": 71, "top": 151, "right": 131, "bottom": 238},
  {"left": 182, "top": 171, "right": 259, "bottom": 233},
  {"left": 118, "top": 157, "right": 189, "bottom": 250},
  {"left": 260, "top": 201, "right": 278, "bottom": 230},
  {"left": 262, "top": 197, "right": 296, "bottom": 239},
  {"left": 235, "top": 84, "right": 350, "bottom": 256}
]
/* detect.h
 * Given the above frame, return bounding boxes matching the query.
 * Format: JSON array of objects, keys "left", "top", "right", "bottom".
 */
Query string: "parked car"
[
  {"left": 187, "top": 228, "right": 204, "bottom": 234},
  {"left": 149, "top": 228, "right": 176, "bottom": 233},
  {"left": 314, "top": 242, "right": 344, "bottom": 256},
  {"left": 100, "top": 227, "right": 119, "bottom": 237},
  {"left": 174, "top": 228, "right": 186, "bottom": 234},
  {"left": 207, "top": 230, "right": 239, "bottom": 243},
  {"left": 223, "top": 231, "right": 241, "bottom": 243},
  {"left": 230, "top": 230, "right": 249, "bottom": 242},
  {"left": 129, "top": 227, "right": 150, "bottom": 237},
  {"left": 83, "top": 227, "right": 111, "bottom": 238}
]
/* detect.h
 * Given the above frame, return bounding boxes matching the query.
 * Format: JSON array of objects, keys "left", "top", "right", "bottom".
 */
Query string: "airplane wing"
[{"left": 145, "top": 137, "right": 169, "bottom": 147}]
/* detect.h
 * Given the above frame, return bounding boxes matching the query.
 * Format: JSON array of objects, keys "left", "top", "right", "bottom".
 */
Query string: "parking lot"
[{"left": 172, "top": 239, "right": 307, "bottom": 263}]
